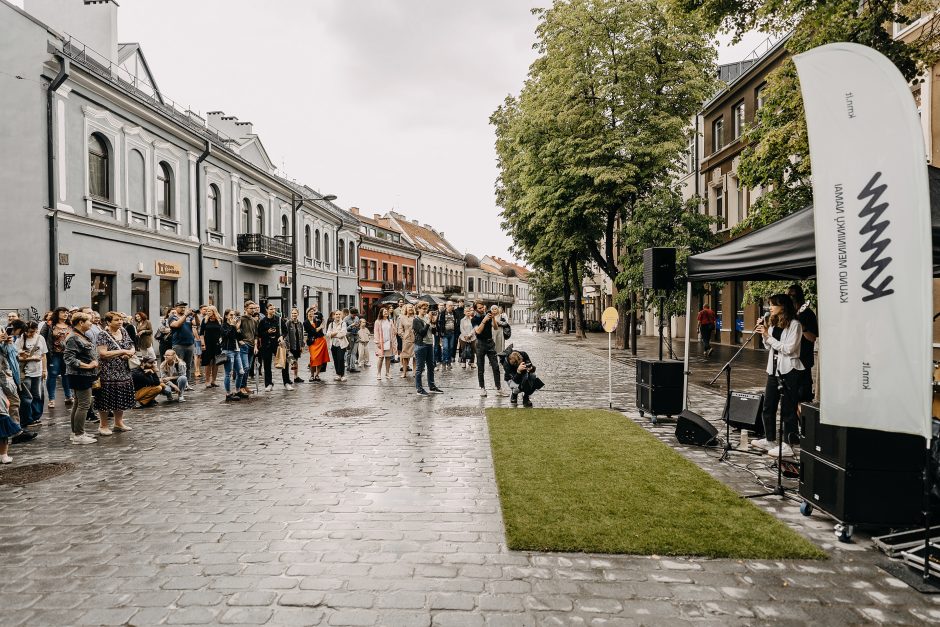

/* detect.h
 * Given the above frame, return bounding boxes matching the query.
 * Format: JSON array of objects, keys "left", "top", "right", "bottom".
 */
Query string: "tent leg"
[{"left": 683, "top": 282, "right": 692, "bottom": 409}]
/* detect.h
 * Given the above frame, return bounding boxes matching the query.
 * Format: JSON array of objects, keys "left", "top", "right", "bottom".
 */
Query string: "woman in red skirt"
[{"left": 304, "top": 305, "right": 329, "bottom": 382}]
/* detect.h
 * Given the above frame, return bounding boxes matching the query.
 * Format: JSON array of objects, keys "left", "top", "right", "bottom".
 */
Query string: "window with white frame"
[
  {"left": 88, "top": 133, "right": 110, "bottom": 200},
  {"left": 157, "top": 162, "right": 173, "bottom": 218}
]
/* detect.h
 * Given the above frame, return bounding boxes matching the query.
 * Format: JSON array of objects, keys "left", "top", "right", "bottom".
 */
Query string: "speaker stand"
[{"left": 711, "top": 326, "right": 764, "bottom": 463}]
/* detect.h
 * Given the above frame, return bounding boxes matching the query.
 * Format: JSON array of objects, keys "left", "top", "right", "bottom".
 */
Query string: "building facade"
[
  {"left": 464, "top": 255, "right": 516, "bottom": 317},
  {"left": 486, "top": 256, "right": 533, "bottom": 325},
  {"left": 351, "top": 209, "right": 419, "bottom": 323},
  {"left": 384, "top": 212, "right": 465, "bottom": 300},
  {"left": 1, "top": 0, "right": 355, "bottom": 321}
]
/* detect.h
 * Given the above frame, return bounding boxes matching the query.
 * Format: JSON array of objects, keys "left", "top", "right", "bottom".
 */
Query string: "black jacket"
[
  {"left": 437, "top": 309, "right": 459, "bottom": 336},
  {"left": 257, "top": 316, "right": 282, "bottom": 350},
  {"left": 131, "top": 367, "right": 161, "bottom": 390}
]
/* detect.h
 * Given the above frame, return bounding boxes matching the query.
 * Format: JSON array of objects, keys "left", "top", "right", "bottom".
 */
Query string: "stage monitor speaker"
[
  {"left": 727, "top": 391, "right": 764, "bottom": 432},
  {"left": 676, "top": 410, "right": 718, "bottom": 446},
  {"left": 800, "top": 403, "right": 924, "bottom": 472},
  {"left": 643, "top": 247, "right": 676, "bottom": 290},
  {"left": 799, "top": 451, "right": 922, "bottom": 526},
  {"left": 637, "top": 384, "right": 683, "bottom": 417}
]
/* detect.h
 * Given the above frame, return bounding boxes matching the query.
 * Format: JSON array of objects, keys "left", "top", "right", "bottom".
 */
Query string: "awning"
[
  {"left": 417, "top": 294, "right": 445, "bottom": 305},
  {"left": 377, "top": 292, "right": 417, "bottom": 305},
  {"left": 687, "top": 165, "right": 940, "bottom": 281}
]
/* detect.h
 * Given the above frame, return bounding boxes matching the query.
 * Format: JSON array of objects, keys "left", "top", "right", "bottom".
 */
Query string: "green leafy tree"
[
  {"left": 678, "top": 0, "right": 940, "bottom": 233},
  {"left": 620, "top": 186, "right": 721, "bottom": 317},
  {"left": 492, "top": 0, "right": 717, "bottom": 348}
]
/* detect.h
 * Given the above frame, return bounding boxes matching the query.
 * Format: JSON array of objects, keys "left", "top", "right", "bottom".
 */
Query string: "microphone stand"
[{"left": 710, "top": 325, "right": 766, "bottom": 462}]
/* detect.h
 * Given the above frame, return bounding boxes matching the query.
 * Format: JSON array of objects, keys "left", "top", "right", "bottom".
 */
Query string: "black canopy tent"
[
  {"left": 679, "top": 165, "right": 940, "bottom": 407},
  {"left": 687, "top": 165, "right": 940, "bottom": 283}
]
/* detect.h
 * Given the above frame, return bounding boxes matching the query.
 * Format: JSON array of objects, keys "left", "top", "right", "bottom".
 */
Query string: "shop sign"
[{"left": 155, "top": 260, "right": 182, "bottom": 279}]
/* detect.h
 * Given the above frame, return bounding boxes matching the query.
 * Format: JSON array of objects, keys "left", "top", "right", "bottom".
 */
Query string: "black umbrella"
[
  {"left": 416, "top": 294, "right": 444, "bottom": 305},
  {"left": 378, "top": 292, "right": 417, "bottom": 305}
]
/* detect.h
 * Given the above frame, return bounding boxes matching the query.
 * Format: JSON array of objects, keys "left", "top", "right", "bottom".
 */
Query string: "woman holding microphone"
[{"left": 753, "top": 294, "right": 804, "bottom": 458}]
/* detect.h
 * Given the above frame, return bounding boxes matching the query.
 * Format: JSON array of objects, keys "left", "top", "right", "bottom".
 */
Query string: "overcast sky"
[{"left": 30, "top": 0, "right": 769, "bottom": 265}]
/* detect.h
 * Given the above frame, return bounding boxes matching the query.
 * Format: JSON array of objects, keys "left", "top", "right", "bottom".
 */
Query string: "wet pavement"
[{"left": 1, "top": 329, "right": 937, "bottom": 626}]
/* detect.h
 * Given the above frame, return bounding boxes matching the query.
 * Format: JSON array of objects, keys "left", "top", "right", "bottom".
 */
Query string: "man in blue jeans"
[
  {"left": 436, "top": 301, "right": 458, "bottom": 371},
  {"left": 413, "top": 303, "right": 443, "bottom": 396},
  {"left": 168, "top": 302, "right": 196, "bottom": 387},
  {"left": 237, "top": 302, "right": 259, "bottom": 395}
]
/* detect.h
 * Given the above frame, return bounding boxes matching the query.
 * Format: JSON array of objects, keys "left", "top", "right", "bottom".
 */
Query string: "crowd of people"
[{"left": 0, "top": 297, "right": 544, "bottom": 463}]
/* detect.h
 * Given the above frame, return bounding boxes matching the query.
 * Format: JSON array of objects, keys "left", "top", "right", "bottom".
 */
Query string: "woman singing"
[{"left": 753, "top": 294, "right": 804, "bottom": 458}]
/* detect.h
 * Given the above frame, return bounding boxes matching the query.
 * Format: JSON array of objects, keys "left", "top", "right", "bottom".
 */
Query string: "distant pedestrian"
[
  {"left": 356, "top": 319, "right": 371, "bottom": 368},
  {"left": 15, "top": 321, "right": 46, "bottom": 426},
  {"left": 95, "top": 311, "right": 136, "bottom": 436},
  {"left": 134, "top": 311, "right": 154, "bottom": 360},
  {"left": 200, "top": 306, "right": 223, "bottom": 389},
  {"left": 168, "top": 302, "right": 197, "bottom": 383},
  {"left": 396, "top": 304, "right": 416, "bottom": 378},
  {"left": 374, "top": 307, "right": 396, "bottom": 380},
  {"left": 42, "top": 306, "right": 72, "bottom": 409},
  {"left": 697, "top": 303, "right": 716, "bottom": 357},
  {"left": 343, "top": 308, "right": 361, "bottom": 373},
  {"left": 326, "top": 311, "right": 348, "bottom": 382},
  {"left": 63, "top": 311, "right": 98, "bottom": 444},
  {"left": 221, "top": 309, "right": 244, "bottom": 402},
  {"left": 458, "top": 306, "right": 476, "bottom": 368},
  {"left": 437, "top": 301, "right": 458, "bottom": 371},
  {"left": 283, "top": 307, "right": 305, "bottom": 383},
  {"left": 305, "top": 305, "right": 329, "bottom": 382},
  {"left": 413, "top": 302, "right": 442, "bottom": 396}
]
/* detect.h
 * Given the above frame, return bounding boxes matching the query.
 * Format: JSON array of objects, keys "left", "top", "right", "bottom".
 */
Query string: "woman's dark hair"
[
  {"left": 768, "top": 293, "right": 797, "bottom": 328},
  {"left": 787, "top": 284, "right": 805, "bottom": 305},
  {"left": 24, "top": 321, "right": 38, "bottom": 332},
  {"left": 51, "top": 307, "right": 69, "bottom": 325},
  {"left": 136, "top": 311, "right": 149, "bottom": 322}
]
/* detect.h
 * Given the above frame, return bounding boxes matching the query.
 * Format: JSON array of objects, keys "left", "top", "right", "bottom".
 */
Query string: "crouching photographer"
[{"left": 503, "top": 349, "right": 544, "bottom": 408}]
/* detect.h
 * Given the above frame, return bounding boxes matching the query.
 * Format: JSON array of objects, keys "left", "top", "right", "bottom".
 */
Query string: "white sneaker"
[
  {"left": 0, "top": 454, "right": 11, "bottom": 464},
  {"left": 496, "top": 388, "right": 510, "bottom": 397},
  {"left": 767, "top": 442, "right": 795, "bottom": 458},
  {"left": 286, "top": 383, "right": 294, "bottom": 391},
  {"left": 97, "top": 428, "right": 113, "bottom": 437},
  {"left": 265, "top": 385, "right": 274, "bottom": 392},
  {"left": 340, "top": 376, "right": 347, "bottom": 382},
  {"left": 480, "top": 388, "right": 487, "bottom": 397},
  {"left": 178, "top": 395, "right": 186, "bottom": 403},
  {"left": 751, "top": 438, "right": 771, "bottom": 451},
  {"left": 334, "top": 375, "right": 341, "bottom": 381},
  {"left": 70, "top": 433, "right": 97, "bottom": 445}
]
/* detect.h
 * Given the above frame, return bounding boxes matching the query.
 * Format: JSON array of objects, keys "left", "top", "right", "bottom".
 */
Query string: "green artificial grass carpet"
[{"left": 486, "top": 408, "right": 826, "bottom": 560}]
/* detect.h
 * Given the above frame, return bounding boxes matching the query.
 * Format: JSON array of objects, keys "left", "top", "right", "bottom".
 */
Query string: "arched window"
[
  {"left": 324, "top": 233, "right": 330, "bottom": 264},
  {"left": 88, "top": 133, "right": 110, "bottom": 199},
  {"left": 128, "top": 149, "right": 145, "bottom": 213},
  {"left": 314, "top": 229, "right": 321, "bottom": 259},
  {"left": 304, "top": 225, "right": 312, "bottom": 258},
  {"left": 281, "top": 215, "right": 289, "bottom": 238},
  {"left": 207, "top": 184, "right": 220, "bottom": 231},
  {"left": 157, "top": 161, "right": 173, "bottom": 218},
  {"left": 348, "top": 242, "right": 355, "bottom": 268},
  {"left": 255, "top": 204, "right": 264, "bottom": 235},
  {"left": 338, "top": 239, "right": 345, "bottom": 267},
  {"left": 241, "top": 199, "right": 251, "bottom": 234},
  {"left": 438, "top": 268, "right": 443, "bottom": 286}
]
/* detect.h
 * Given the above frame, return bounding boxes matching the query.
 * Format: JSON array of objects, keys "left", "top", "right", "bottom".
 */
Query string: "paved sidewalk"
[{"left": 0, "top": 329, "right": 936, "bottom": 625}]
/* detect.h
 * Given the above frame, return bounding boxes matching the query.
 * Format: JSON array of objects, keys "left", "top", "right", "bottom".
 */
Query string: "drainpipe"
[
  {"left": 47, "top": 53, "right": 70, "bottom": 309},
  {"left": 194, "top": 141, "right": 212, "bottom": 306}
]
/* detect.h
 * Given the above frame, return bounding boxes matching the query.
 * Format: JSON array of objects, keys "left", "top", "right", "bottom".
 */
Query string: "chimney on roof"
[
  {"left": 235, "top": 121, "right": 253, "bottom": 136},
  {"left": 27, "top": 0, "right": 119, "bottom": 63},
  {"left": 349, "top": 207, "right": 359, "bottom": 216},
  {"left": 374, "top": 214, "right": 381, "bottom": 221},
  {"left": 412, "top": 219, "right": 419, "bottom": 225}
]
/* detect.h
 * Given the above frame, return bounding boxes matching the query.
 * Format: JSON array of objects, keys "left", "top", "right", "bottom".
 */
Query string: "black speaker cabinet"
[
  {"left": 643, "top": 247, "right": 676, "bottom": 290},
  {"left": 800, "top": 403, "right": 925, "bottom": 472},
  {"left": 636, "top": 359, "right": 683, "bottom": 416},
  {"left": 676, "top": 410, "right": 719, "bottom": 446},
  {"left": 799, "top": 451, "right": 923, "bottom": 526},
  {"left": 727, "top": 391, "right": 763, "bottom": 431},
  {"left": 637, "top": 384, "right": 683, "bottom": 417},
  {"left": 637, "top": 359, "right": 683, "bottom": 387}
]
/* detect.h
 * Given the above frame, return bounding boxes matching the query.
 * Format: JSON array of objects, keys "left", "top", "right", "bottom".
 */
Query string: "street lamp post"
[{"left": 292, "top": 192, "right": 337, "bottom": 311}]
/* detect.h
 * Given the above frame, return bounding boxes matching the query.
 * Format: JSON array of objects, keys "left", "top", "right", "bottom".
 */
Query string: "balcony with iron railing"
[{"left": 236, "top": 234, "right": 292, "bottom": 266}]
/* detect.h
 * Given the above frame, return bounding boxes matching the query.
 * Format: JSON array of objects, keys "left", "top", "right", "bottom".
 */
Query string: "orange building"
[{"left": 350, "top": 208, "right": 419, "bottom": 323}]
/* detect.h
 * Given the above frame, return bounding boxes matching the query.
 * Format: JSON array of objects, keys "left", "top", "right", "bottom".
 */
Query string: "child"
[
  {"left": 357, "top": 320, "right": 371, "bottom": 368},
  {"left": 504, "top": 350, "right": 543, "bottom": 408},
  {"left": 0, "top": 386, "right": 21, "bottom": 463}
]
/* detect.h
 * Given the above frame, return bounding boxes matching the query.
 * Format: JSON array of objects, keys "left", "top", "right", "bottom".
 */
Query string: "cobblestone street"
[{"left": 2, "top": 329, "right": 938, "bottom": 626}]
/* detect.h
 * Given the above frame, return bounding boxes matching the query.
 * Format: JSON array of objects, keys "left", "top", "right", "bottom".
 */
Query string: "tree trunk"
[
  {"left": 561, "top": 262, "right": 571, "bottom": 334},
  {"left": 613, "top": 283, "right": 628, "bottom": 350},
  {"left": 570, "top": 255, "right": 586, "bottom": 339},
  {"left": 630, "top": 292, "right": 638, "bottom": 356}
]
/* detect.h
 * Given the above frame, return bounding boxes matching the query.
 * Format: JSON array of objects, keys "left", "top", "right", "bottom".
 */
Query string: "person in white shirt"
[
  {"left": 753, "top": 294, "right": 804, "bottom": 458},
  {"left": 15, "top": 321, "right": 47, "bottom": 426}
]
